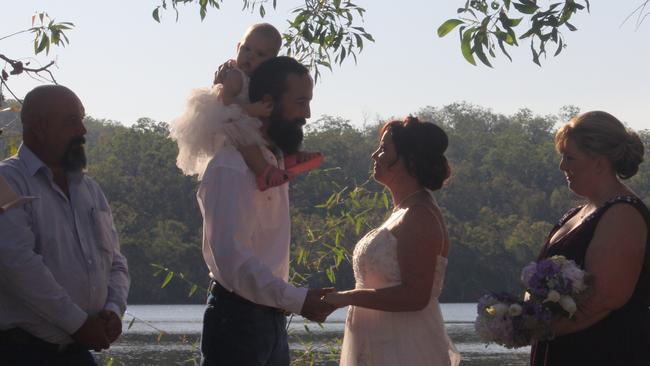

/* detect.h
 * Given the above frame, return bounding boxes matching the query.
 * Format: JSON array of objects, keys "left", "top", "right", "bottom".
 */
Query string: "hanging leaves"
[
  {"left": 151, "top": 0, "right": 373, "bottom": 82},
  {"left": 438, "top": 0, "right": 590, "bottom": 67}
]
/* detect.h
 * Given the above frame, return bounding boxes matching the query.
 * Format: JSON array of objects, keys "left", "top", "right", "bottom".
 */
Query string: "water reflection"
[{"left": 95, "top": 304, "right": 529, "bottom": 366}]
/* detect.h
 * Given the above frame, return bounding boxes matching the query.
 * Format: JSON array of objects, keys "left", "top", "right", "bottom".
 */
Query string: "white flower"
[
  {"left": 508, "top": 303, "right": 523, "bottom": 317},
  {"left": 559, "top": 295, "right": 577, "bottom": 315},
  {"left": 562, "top": 265, "right": 586, "bottom": 293},
  {"left": 544, "top": 290, "right": 561, "bottom": 303}
]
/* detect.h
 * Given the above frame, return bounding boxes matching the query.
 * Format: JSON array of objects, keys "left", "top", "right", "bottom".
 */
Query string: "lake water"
[{"left": 96, "top": 304, "right": 530, "bottom": 366}]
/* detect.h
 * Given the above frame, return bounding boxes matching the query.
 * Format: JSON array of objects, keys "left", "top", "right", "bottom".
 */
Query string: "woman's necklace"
[{"left": 393, "top": 189, "right": 426, "bottom": 211}]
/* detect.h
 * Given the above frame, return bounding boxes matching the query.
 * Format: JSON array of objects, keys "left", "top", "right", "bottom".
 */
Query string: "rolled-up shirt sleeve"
[
  {"left": 198, "top": 166, "right": 307, "bottom": 314},
  {"left": 0, "top": 195, "right": 87, "bottom": 334}
]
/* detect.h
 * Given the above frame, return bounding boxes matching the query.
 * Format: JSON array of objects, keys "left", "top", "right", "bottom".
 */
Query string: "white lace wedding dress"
[{"left": 339, "top": 207, "right": 461, "bottom": 366}]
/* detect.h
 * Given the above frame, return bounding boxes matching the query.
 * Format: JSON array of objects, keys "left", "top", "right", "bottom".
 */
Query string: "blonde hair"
[
  {"left": 555, "top": 111, "right": 645, "bottom": 179},
  {"left": 242, "top": 23, "right": 283, "bottom": 55}
]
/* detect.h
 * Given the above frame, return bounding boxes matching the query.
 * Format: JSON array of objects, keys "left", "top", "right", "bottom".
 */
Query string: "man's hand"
[
  {"left": 98, "top": 309, "right": 122, "bottom": 343},
  {"left": 71, "top": 315, "right": 110, "bottom": 351},
  {"left": 300, "top": 288, "right": 336, "bottom": 323},
  {"left": 213, "top": 59, "right": 236, "bottom": 85}
]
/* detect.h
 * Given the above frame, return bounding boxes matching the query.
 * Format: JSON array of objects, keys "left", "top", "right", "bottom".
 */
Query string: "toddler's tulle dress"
[{"left": 170, "top": 66, "right": 265, "bottom": 178}]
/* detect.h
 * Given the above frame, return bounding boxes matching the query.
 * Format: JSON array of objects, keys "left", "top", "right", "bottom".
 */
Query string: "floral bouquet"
[
  {"left": 521, "top": 255, "right": 593, "bottom": 319},
  {"left": 475, "top": 255, "right": 592, "bottom": 348},
  {"left": 475, "top": 292, "right": 552, "bottom": 348}
]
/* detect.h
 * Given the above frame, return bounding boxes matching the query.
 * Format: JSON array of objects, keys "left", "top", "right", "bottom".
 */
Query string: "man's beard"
[
  {"left": 267, "top": 108, "right": 305, "bottom": 155},
  {"left": 60, "top": 136, "right": 87, "bottom": 173}
]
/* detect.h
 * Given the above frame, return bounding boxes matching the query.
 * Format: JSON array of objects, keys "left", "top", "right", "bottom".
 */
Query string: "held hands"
[
  {"left": 98, "top": 309, "right": 123, "bottom": 343},
  {"left": 72, "top": 310, "right": 123, "bottom": 351},
  {"left": 71, "top": 314, "right": 110, "bottom": 351},
  {"left": 300, "top": 288, "right": 336, "bottom": 323},
  {"left": 322, "top": 291, "right": 348, "bottom": 308}
]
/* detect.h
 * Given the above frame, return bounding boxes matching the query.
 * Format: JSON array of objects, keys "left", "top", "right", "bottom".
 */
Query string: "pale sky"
[{"left": 2, "top": 1, "right": 649, "bottom": 131}]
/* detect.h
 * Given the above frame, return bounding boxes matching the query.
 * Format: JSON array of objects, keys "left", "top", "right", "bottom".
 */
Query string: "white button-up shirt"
[
  {"left": 0, "top": 145, "right": 129, "bottom": 344},
  {"left": 198, "top": 145, "right": 307, "bottom": 314}
]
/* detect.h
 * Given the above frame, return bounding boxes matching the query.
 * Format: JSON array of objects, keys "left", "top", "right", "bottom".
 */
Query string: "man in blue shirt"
[{"left": 0, "top": 85, "right": 130, "bottom": 365}]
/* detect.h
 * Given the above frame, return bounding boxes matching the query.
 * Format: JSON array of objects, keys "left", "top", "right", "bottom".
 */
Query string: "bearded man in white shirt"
[
  {"left": 0, "top": 85, "right": 130, "bottom": 365},
  {"left": 198, "top": 56, "right": 335, "bottom": 366}
]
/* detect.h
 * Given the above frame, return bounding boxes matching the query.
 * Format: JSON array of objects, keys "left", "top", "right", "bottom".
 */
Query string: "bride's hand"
[{"left": 322, "top": 291, "right": 347, "bottom": 308}]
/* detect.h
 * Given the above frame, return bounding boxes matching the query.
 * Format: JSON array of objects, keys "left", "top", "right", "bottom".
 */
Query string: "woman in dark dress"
[{"left": 530, "top": 111, "right": 650, "bottom": 366}]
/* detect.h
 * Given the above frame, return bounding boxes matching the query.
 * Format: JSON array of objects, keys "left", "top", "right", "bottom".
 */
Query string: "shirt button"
[
  {"left": 91, "top": 286, "right": 96, "bottom": 292},
  {"left": 87, "top": 260, "right": 92, "bottom": 265},
  {"left": 267, "top": 196, "right": 272, "bottom": 201}
]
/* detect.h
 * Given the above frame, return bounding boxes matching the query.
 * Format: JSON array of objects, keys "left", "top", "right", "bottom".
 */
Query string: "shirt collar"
[{"left": 18, "top": 144, "right": 48, "bottom": 177}]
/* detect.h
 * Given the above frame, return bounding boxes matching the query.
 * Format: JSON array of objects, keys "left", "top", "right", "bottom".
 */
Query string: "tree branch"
[{"left": 0, "top": 54, "right": 57, "bottom": 83}]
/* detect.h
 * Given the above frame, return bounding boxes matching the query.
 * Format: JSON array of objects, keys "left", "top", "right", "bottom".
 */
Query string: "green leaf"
[
  {"left": 498, "top": 39, "right": 513, "bottom": 61},
  {"left": 461, "top": 30, "right": 477, "bottom": 66},
  {"left": 127, "top": 316, "right": 137, "bottom": 330},
  {"left": 189, "top": 284, "right": 199, "bottom": 297},
  {"left": 473, "top": 41, "right": 493, "bottom": 67},
  {"left": 519, "top": 28, "right": 535, "bottom": 39},
  {"left": 353, "top": 33, "right": 363, "bottom": 50},
  {"left": 437, "top": 19, "right": 464, "bottom": 37},
  {"left": 554, "top": 37, "right": 563, "bottom": 56},
  {"left": 161, "top": 271, "right": 174, "bottom": 288},
  {"left": 565, "top": 22, "right": 577, "bottom": 31},
  {"left": 259, "top": 5, "right": 266, "bottom": 17},
  {"left": 355, "top": 219, "right": 362, "bottom": 235},
  {"left": 35, "top": 34, "right": 49, "bottom": 55},
  {"left": 326, "top": 267, "right": 336, "bottom": 284},
  {"left": 153, "top": 7, "right": 161, "bottom": 22},
  {"left": 512, "top": 2, "right": 539, "bottom": 14},
  {"left": 531, "top": 42, "right": 541, "bottom": 66}
]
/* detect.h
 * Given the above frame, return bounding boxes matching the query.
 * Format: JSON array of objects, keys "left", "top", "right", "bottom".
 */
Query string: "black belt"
[
  {"left": 0, "top": 328, "right": 86, "bottom": 353},
  {"left": 209, "top": 280, "right": 290, "bottom": 316}
]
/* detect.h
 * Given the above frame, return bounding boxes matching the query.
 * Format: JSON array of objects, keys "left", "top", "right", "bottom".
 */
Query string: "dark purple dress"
[{"left": 530, "top": 196, "right": 650, "bottom": 366}]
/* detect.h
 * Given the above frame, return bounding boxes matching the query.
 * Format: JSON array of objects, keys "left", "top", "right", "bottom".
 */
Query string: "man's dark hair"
[{"left": 249, "top": 56, "right": 310, "bottom": 103}]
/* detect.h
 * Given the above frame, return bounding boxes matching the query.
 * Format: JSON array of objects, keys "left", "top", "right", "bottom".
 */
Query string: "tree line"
[{"left": 1, "top": 102, "right": 648, "bottom": 303}]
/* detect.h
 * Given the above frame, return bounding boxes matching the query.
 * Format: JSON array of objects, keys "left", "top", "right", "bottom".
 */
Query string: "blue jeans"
[{"left": 200, "top": 282, "right": 290, "bottom": 366}]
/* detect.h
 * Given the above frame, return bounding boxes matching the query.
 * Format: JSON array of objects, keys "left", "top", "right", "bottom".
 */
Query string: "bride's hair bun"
[{"left": 381, "top": 116, "right": 451, "bottom": 190}]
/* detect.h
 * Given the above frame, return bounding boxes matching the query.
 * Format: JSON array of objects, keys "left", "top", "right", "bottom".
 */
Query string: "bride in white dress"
[{"left": 323, "top": 116, "right": 460, "bottom": 366}]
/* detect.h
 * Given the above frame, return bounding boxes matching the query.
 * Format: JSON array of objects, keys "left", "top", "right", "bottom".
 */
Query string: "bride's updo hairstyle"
[
  {"left": 555, "top": 111, "right": 645, "bottom": 180},
  {"left": 381, "top": 116, "right": 451, "bottom": 190}
]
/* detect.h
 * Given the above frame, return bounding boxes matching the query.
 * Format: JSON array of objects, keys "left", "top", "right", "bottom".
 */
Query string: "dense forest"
[{"left": 1, "top": 103, "right": 648, "bottom": 303}]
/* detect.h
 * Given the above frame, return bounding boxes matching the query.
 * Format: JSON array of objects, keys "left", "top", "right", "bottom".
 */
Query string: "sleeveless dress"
[
  {"left": 170, "top": 66, "right": 264, "bottom": 178},
  {"left": 339, "top": 207, "right": 460, "bottom": 366},
  {"left": 530, "top": 195, "right": 650, "bottom": 366}
]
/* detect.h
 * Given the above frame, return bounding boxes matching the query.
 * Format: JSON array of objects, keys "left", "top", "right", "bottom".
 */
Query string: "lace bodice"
[{"left": 352, "top": 208, "right": 448, "bottom": 298}]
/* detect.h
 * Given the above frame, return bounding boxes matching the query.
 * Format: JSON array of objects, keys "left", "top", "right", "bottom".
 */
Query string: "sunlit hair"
[
  {"left": 555, "top": 111, "right": 645, "bottom": 179},
  {"left": 380, "top": 116, "right": 451, "bottom": 191},
  {"left": 242, "top": 23, "right": 283, "bottom": 55}
]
